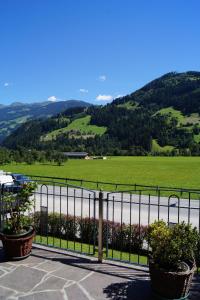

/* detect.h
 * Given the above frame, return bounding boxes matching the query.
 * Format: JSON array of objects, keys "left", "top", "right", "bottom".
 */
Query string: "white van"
[
  {"left": 0, "top": 175, "right": 14, "bottom": 185},
  {"left": 0, "top": 173, "right": 14, "bottom": 192}
]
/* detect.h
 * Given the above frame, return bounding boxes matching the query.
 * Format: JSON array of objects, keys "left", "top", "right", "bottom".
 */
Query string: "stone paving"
[{"left": 0, "top": 243, "right": 200, "bottom": 299}]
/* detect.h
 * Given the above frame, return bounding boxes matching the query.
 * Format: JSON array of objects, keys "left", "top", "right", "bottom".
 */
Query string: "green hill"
[{"left": 3, "top": 71, "right": 200, "bottom": 156}]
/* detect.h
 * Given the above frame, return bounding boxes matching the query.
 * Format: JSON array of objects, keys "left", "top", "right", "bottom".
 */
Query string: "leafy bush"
[
  {"left": 34, "top": 212, "right": 78, "bottom": 240},
  {"left": 1, "top": 182, "right": 37, "bottom": 234},
  {"left": 111, "top": 223, "right": 148, "bottom": 253},
  {"left": 33, "top": 212, "right": 147, "bottom": 254},
  {"left": 78, "top": 217, "right": 97, "bottom": 244},
  {"left": 147, "top": 220, "right": 199, "bottom": 271}
]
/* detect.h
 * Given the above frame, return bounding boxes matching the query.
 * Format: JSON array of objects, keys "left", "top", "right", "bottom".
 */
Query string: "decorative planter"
[
  {"left": 149, "top": 259, "right": 196, "bottom": 299},
  {"left": 0, "top": 226, "right": 35, "bottom": 260}
]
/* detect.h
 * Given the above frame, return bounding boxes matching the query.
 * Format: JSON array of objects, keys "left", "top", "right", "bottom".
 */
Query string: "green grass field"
[
  {"left": 42, "top": 115, "right": 107, "bottom": 141},
  {"left": 1, "top": 156, "right": 200, "bottom": 190}
]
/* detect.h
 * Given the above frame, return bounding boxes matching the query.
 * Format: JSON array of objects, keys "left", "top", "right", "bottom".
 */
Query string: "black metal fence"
[{"left": 1, "top": 175, "right": 200, "bottom": 268}]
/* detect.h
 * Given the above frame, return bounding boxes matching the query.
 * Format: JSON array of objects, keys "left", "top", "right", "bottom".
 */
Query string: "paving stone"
[
  {"left": 0, "top": 286, "right": 16, "bottom": 299},
  {"left": 81, "top": 271, "right": 152, "bottom": 300},
  {"left": 0, "top": 262, "right": 15, "bottom": 270},
  {"left": 32, "top": 275, "right": 67, "bottom": 292},
  {"left": 18, "top": 290, "right": 65, "bottom": 300},
  {"left": 32, "top": 248, "right": 58, "bottom": 259},
  {"left": 4, "top": 245, "right": 200, "bottom": 300},
  {"left": 0, "top": 266, "right": 46, "bottom": 293},
  {"left": 65, "top": 283, "right": 89, "bottom": 300},
  {"left": 51, "top": 265, "right": 90, "bottom": 281},
  {"left": 7, "top": 255, "right": 45, "bottom": 267},
  {"left": 34, "top": 260, "right": 61, "bottom": 272}
]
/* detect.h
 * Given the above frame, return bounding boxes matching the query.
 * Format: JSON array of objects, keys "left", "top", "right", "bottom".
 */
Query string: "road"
[{"left": 33, "top": 185, "right": 200, "bottom": 229}]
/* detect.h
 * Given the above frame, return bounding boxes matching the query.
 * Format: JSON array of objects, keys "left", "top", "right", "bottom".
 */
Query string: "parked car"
[
  {"left": 0, "top": 172, "right": 33, "bottom": 194},
  {"left": 11, "top": 173, "right": 33, "bottom": 185},
  {"left": 0, "top": 173, "right": 17, "bottom": 193}
]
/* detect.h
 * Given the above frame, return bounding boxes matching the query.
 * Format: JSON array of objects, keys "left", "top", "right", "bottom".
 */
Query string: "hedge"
[{"left": 33, "top": 211, "right": 148, "bottom": 254}]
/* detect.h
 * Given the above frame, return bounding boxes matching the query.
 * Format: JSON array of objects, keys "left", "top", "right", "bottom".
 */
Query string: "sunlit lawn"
[{"left": 1, "top": 156, "right": 200, "bottom": 191}]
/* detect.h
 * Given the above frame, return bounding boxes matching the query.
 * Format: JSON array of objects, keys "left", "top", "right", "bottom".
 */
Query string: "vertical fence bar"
[
  {"left": 98, "top": 191, "right": 103, "bottom": 263},
  {"left": 81, "top": 188, "right": 83, "bottom": 253},
  {"left": 177, "top": 196, "right": 180, "bottom": 224},
  {"left": 33, "top": 185, "right": 36, "bottom": 243},
  {"left": 89, "top": 193, "right": 91, "bottom": 254},
  {"left": 138, "top": 190, "right": 141, "bottom": 264},
  {"left": 73, "top": 189, "right": 76, "bottom": 251},
  {"left": 112, "top": 195, "right": 115, "bottom": 259},
  {"left": 188, "top": 192, "right": 191, "bottom": 225},
  {"left": 168, "top": 196, "right": 170, "bottom": 225},
  {"left": 129, "top": 193, "right": 132, "bottom": 262},
  {"left": 147, "top": 193, "right": 151, "bottom": 263},
  {"left": 93, "top": 192, "right": 97, "bottom": 255},
  {"left": 66, "top": 185, "right": 69, "bottom": 249},
  {"left": 157, "top": 189, "right": 160, "bottom": 221},
  {"left": 0, "top": 187, "right": 2, "bottom": 230},
  {"left": 46, "top": 186, "right": 49, "bottom": 246},
  {"left": 60, "top": 186, "right": 62, "bottom": 248},
  {"left": 106, "top": 193, "right": 109, "bottom": 257},
  {"left": 120, "top": 192, "right": 123, "bottom": 261},
  {"left": 40, "top": 186, "right": 42, "bottom": 244},
  {"left": 53, "top": 183, "right": 55, "bottom": 247}
]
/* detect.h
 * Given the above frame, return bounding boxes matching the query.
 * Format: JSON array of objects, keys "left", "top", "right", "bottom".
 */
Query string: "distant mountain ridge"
[
  {"left": 114, "top": 71, "right": 200, "bottom": 113},
  {"left": 3, "top": 71, "right": 200, "bottom": 156},
  {"left": 0, "top": 100, "right": 91, "bottom": 142}
]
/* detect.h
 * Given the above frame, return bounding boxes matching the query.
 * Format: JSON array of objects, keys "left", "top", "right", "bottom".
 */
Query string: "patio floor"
[{"left": 0, "top": 243, "right": 200, "bottom": 299}]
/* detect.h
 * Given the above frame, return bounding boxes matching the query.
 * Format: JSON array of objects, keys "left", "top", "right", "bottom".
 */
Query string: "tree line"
[{"left": 0, "top": 147, "right": 68, "bottom": 166}]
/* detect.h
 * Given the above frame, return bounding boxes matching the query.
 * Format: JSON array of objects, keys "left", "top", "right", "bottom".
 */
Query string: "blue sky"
[{"left": 0, "top": 0, "right": 200, "bottom": 105}]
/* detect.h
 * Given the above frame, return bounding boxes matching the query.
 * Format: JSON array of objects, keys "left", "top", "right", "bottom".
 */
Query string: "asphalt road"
[{"left": 33, "top": 185, "right": 200, "bottom": 229}]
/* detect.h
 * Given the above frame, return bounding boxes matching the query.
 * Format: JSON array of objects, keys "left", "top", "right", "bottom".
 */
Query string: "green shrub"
[
  {"left": 33, "top": 212, "right": 147, "bottom": 254},
  {"left": 147, "top": 220, "right": 199, "bottom": 270},
  {"left": 111, "top": 223, "right": 148, "bottom": 253}
]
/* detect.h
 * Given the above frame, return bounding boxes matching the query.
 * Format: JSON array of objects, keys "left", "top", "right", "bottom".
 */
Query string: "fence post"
[
  {"left": 98, "top": 190, "right": 103, "bottom": 263},
  {"left": 0, "top": 188, "right": 2, "bottom": 230}
]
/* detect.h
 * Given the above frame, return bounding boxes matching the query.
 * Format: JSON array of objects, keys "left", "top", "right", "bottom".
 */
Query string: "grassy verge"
[{"left": 34, "top": 235, "right": 148, "bottom": 265}]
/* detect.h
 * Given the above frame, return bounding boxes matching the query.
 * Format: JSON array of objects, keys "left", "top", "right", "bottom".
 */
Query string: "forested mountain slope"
[
  {"left": 3, "top": 72, "right": 200, "bottom": 156},
  {"left": 0, "top": 100, "right": 91, "bottom": 142}
]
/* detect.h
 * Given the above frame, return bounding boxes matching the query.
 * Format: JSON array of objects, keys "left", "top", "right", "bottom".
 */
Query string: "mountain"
[
  {"left": 113, "top": 71, "right": 200, "bottom": 114},
  {"left": 0, "top": 100, "right": 91, "bottom": 142},
  {"left": 3, "top": 71, "right": 200, "bottom": 156}
]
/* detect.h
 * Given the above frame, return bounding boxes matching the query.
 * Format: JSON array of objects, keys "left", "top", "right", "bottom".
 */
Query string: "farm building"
[{"left": 63, "top": 152, "right": 89, "bottom": 159}]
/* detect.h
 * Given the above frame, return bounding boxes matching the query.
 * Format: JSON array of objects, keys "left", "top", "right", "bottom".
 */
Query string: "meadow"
[{"left": 1, "top": 156, "right": 200, "bottom": 190}]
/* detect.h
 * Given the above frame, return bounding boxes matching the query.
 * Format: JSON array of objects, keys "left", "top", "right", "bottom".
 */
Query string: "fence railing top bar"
[
  {"left": 36, "top": 180, "right": 96, "bottom": 194},
  {"left": 107, "top": 188, "right": 200, "bottom": 196},
  {"left": 26, "top": 174, "right": 200, "bottom": 194}
]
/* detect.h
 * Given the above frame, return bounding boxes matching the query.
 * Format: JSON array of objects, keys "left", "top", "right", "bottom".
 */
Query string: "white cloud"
[
  {"left": 48, "top": 96, "right": 57, "bottom": 102},
  {"left": 4, "top": 82, "right": 9, "bottom": 87},
  {"left": 96, "top": 94, "right": 113, "bottom": 101},
  {"left": 79, "top": 88, "right": 88, "bottom": 93},
  {"left": 98, "top": 75, "right": 106, "bottom": 82}
]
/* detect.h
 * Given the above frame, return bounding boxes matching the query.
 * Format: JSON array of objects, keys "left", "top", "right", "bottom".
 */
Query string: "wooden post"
[{"left": 98, "top": 191, "right": 103, "bottom": 263}]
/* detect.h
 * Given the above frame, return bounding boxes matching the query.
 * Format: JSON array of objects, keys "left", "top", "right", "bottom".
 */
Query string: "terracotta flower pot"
[
  {"left": 149, "top": 259, "right": 196, "bottom": 299},
  {"left": 0, "top": 226, "right": 35, "bottom": 260}
]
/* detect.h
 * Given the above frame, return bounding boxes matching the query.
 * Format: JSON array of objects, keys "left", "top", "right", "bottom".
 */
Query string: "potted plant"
[
  {"left": 147, "top": 220, "right": 199, "bottom": 300},
  {"left": 0, "top": 182, "right": 37, "bottom": 260}
]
